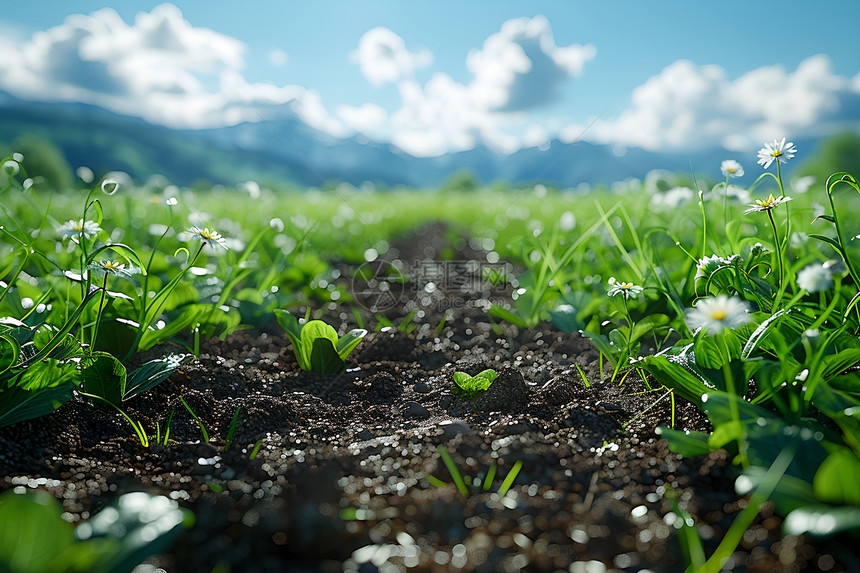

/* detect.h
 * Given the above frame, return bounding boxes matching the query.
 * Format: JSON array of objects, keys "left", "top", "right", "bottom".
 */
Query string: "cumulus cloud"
[
  {"left": 336, "top": 102, "right": 388, "bottom": 140},
  {"left": 378, "top": 15, "right": 595, "bottom": 156},
  {"left": 350, "top": 27, "right": 432, "bottom": 86},
  {"left": 570, "top": 54, "right": 860, "bottom": 152},
  {"left": 0, "top": 3, "right": 345, "bottom": 132},
  {"left": 467, "top": 15, "right": 596, "bottom": 111}
]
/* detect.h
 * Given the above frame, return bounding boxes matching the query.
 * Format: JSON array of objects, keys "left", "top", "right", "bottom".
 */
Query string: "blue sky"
[{"left": 1, "top": 1, "right": 858, "bottom": 156}]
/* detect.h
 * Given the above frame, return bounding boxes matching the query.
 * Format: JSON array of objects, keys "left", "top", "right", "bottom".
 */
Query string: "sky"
[{"left": 0, "top": 1, "right": 858, "bottom": 157}]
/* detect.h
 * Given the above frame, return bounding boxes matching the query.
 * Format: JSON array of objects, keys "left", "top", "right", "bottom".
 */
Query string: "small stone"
[
  {"left": 404, "top": 401, "right": 430, "bottom": 419},
  {"left": 413, "top": 381, "right": 432, "bottom": 394},
  {"left": 437, "top": 419, "right": 472, "bottom": 439},
  {"left": 354, "top": 428, "right": 374, "bottom": 441}
]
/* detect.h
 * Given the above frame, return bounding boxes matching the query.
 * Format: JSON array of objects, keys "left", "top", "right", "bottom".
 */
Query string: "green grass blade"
[
  {"left": 436, "top": 445, "right": 469, "bottom": 497},
  {"left": 498, "top": 460, "right": 523, "bottom": 496}
]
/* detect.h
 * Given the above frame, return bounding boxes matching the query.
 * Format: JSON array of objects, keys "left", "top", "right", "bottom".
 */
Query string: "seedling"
[
  {"left": 179, "top": 396, "right": 209, "bottom": 443},
  {"left": 452, "top": 369, "right": 498, "bottom": 399},
  {"left": 427, "top": 444, "right": 523, "bottom": 497},
  {"left": 275, "top": 310, "right": 367, "bottom": 374}
]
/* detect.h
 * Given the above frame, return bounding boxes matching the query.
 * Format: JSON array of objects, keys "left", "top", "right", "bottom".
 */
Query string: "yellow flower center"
[
  {"left": 772, "top": 150, "right": 783, "bottom": 157},
  {"left": 709, "top": 309, "right": 727, "bottom": 320},
  {"left": 757, "top": 194, "right": 776, "bottom": 207},
  {"left": 621, "top": 282, "right": 633, "bottom": 289},
  {"left": 73, "top": 223, "right": 83, "bottom": 231}
]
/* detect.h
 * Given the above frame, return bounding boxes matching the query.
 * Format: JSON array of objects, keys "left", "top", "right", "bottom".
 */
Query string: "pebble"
[
  {"left": 404, "top": 401, "right": 431, "bottom": 419},
  {"left": 413, "top": 381, "right": 432, "bottom": 394},
  {"left": 436, "top": 419, "right": 473, "bottom": 439}
]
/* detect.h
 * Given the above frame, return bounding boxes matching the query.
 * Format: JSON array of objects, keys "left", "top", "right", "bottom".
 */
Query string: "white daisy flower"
[
  {"left": 756, "top": 138, "right": 797, "bottom": 169},
  {"left": 695, "top": 255, "right": 728, "bottom": 280},
  {"left": 188, "top": 226, "right": 229, "bottom": 250},
  {"left": 58, "top": 219, "right": 101, "bottom": 241},
  {"left": 88, "top": 259, "right": 132, "bottom": 279},
  {"left": 607, "top": 277, "right": 644, "bottom": 300},
  {"left": 797, "top": 263, "right": 833, "bottom": 293},
  {"left": 685, "top": 295, "right": 751, "bottom": 335},
  {"left": 744, "top": 193, "right": 793, "bottom": 214},
  {"left": 721, "top": 160, "right": 744, "bottom": 178}
]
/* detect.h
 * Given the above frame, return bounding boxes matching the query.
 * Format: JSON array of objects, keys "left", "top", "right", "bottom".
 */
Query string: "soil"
[{"left": 0, "top": 223, "right": 855, "bottom": 572}]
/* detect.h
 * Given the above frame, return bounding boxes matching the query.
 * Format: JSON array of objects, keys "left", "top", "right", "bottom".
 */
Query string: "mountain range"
[{"left": 0, "top": 95, "right": 813, "bottom": 189}]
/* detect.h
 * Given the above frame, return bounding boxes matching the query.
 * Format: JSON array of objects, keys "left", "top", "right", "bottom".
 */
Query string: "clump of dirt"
[{"left": 0, "top": 223, "right": 854, "bottom": 572}]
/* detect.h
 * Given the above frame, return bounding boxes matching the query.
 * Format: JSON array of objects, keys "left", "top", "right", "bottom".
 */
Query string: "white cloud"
[
  {"left": 466, "top": 15, "right": 596, "bottom": 111},
  {"left": 380, "top": 16, "right": 595, "bottom": 156},
  {"left": 574, "top": 54, "right": 859, "bottom": 152},
  {"left": 0, "top": 3, "right": 345, "bottom": 133},
  {"left": 350, "top": 27, "right": 432, "bottom": 86},
  {"left": 336, "top": 102, "right": 388, "bottom": 140}
]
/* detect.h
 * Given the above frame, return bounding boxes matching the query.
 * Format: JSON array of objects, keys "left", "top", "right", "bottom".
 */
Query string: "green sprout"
[
  {"left": 452, "top": 369, "right": 498, "bottom": 399},
  {"left": 275, "top": 310, "right": 367, "bottom": 374}
]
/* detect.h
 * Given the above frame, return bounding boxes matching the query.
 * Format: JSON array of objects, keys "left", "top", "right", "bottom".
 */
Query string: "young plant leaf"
[
  {"left": 0, "top": 360, "right": 80, "bottom": 428},
  {"left": 81, "top": 352, "right": 127, "bottom": 407},
  {"left": 336, "top": 329, "right": 368, "bottom": 361},
  {"left": 813, "top": 449, "right": 860, "bottom": 505},
  {"left": 308, "top": 337, "right": 345, "bottom": 374},
  {"left": 452, "top": 369, "right": 498, "bottom": 399},
  {"left": 0, "top": 334, "right": 19, "bottom": 375},
  {"left": 124, "top": 354, "right": 193, "bottom": 401},
  {"left": 656, "top": 426, "right": 712, "bottom": 457}
]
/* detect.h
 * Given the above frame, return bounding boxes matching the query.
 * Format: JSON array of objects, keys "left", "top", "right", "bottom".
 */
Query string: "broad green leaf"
[
  {"left": 94, "top": 318, "right": 138, "bottom": 358},
  {"left": 76, "top": 491, "right": 194, "bottom": 573},
  {"left": 821, "top": 349, "right": 860, "bottom": 381},
  {"left": 656, "top": 426, "right": 712, "bottom": 457},
  {"left": 640, "top": 351, "right": 711, "bottom": 405},
  {"left": 702, "top": 391, "right": 777, "bottom": 427},
  {"left": 0, "top": 334, "right": 19, "bottom": 375},
  {"left": 741, "top": 309, "right": 790, "bottom": 360},
  {"left": 307, "top": 337, "right": 344, "bottom": 374},
  {"left": 813, "top": 449, "right": 860, "bottom": 504},
  {"left": 0, "top": 490, "right": 78, "bottom": 573},
  {"left": 488, "top": 304, "right": 529, "bottom": 329},
  {"left": 475, "top": 369, "right": 499, "bottom": 383},
  {"left": 452, "top": 369, "right": 498, "bottom": 398},
  {"left": 784, "top": 505, "right": 860, "bottom": 538},
  {"left": 828, "top": 373, "right": 860, "bottom": 396},
  {"left": 336, "top": 329, "right": 367, "bottom": 361},
  {"left": 274, "top": 309, "right": 303, "bottom": 354},
  {"left": 33, "top": 326, "right": 83, "bottom": 361},
  {"left": 124, "top": 354, "right": 193, "bottom": 401},
  {"left": 693, "top": 330, "right": 741, "bottom": 370},
  {"left": 548, "top": 291, "right": 591, "bottom": 334},
  {"left": 629, "top": 314, "right": 670, "bottom": 344},
  {"left": 81, "top": 352, "right": 127, "bottom": 407},
  {"left": 0, "top": 360, "right": 79, "bottom": 427},
  {"left": 736, "top": 467, "right": 818, "bottom": 515}
]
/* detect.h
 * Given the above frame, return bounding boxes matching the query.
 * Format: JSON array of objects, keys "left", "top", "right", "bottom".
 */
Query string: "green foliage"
[
  {"left": 0, "top": 489, "right": 192, "bottom": 573},
  {"left": 275, "top": 310, "right": 367, "bottom": 374},
  {"left": 427, "top": 444, "right": 523, "bottom": 498},
  {"left": 798, "top": 132, "right": 860, "bottom": 185},
  {"left": 452, "top": 369, "right": 498, "bottom": 399},
  {"left": 11, "top": 135, "right": 73, "bottom": 191}
]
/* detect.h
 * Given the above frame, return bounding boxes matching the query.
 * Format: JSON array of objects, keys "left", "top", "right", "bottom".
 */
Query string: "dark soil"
[{"left": 0, "top": 224, "right": 855, "bottom": 572}]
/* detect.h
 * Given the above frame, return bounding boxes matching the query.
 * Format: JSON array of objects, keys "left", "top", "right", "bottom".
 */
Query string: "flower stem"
[
  {"left": 91, "top": 273, "right": 109, "bottom": 354},
  {"left": 767, "top": 210, "right": 784, "bottom": 289}
]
